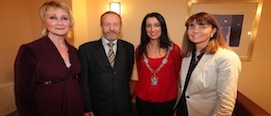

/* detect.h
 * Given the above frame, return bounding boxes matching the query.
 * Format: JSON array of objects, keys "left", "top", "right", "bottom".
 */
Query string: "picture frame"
[{"left": 187, "top": 0, "right": 263, "bottom": 61}]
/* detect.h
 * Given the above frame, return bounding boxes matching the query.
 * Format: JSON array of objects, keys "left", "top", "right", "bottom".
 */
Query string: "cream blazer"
[{"left": 177, "top": 48, "right": 241, "bottom": 116}]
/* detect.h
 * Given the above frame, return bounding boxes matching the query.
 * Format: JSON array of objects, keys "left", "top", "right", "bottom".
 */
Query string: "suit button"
[
  {"left": 114, "top": 85, "right": 118, "bottom": 87},
  {"left": 113, "top": 71, "right": 117, "bottom": 74},
  {"left": 186, "top": 96, "right": 190, "bottom": 98}
]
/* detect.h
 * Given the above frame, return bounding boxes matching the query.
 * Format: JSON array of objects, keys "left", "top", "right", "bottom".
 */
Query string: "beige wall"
[
  {"left": 0, "top": 0, "right": 31, "bottom": 83},
  {"left": 238, "top": 0, "right": 271, "bottom": 113},
  {"left": 0, "top": 0, "right": 71, "bottom": 83},
  {"left": 0, "top": 0, "right": 271, "bottom": 114},
  {"left": 73, "top": 0, "right": 186, "bottom": 48}
]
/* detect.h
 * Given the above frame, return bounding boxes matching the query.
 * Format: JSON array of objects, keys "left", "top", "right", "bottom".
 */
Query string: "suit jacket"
[
  {"left": 177, "top": 48, "right": 241, "bottom": 116},
  {"left": 78, "top": 38, "right": 134, "bottom": 116}
]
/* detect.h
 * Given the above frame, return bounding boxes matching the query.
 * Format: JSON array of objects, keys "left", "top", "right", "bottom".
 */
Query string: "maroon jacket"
[{"left": 14, "top": 36, "right": 83, "bottom": 116}]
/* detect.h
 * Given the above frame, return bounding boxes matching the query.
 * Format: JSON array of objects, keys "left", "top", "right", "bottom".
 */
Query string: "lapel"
[
  {"left": 181, "top": 54, "right": 214, "bottom": 92},
  {"left": 190, "top": 54, "right": 214, "bottom": 95},
  {"left": 181, "top": 56, "right": 192, "bottom": 89},
  {"left": 114, "top": 40, "right": 124, "bottom": 69},
  {"left": 95, "top": 39, "right": 112, "bottom": 67}
]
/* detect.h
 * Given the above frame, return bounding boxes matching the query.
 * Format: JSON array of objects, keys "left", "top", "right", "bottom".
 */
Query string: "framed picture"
[{"left": 187, "top": 0, "right": 263, "bottom": 61}]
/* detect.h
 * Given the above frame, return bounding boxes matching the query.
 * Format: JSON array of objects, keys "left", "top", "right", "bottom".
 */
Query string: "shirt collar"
[{"left": 102, "top": 37, "right": 117, "bottom": 46}]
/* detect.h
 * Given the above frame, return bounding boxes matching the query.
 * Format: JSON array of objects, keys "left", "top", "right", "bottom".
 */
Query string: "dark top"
[
  {"left": 177, "top": 50, "right": 204, "bottom": 116},
  {"left": 78, "top": 39, "right": 134, "bottom": 116},
  {"left": 14, "top": 36, "right": 83, "bottom": 116}
]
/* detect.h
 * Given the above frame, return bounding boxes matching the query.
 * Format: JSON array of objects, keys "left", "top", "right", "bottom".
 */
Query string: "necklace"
[{"left": 143, "top": 44, "right": 173, "bottom": 86}]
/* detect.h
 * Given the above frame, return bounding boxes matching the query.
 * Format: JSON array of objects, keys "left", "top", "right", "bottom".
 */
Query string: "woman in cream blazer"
[{"left": 176, "top": 12, "right": 241, "bottom": 116}]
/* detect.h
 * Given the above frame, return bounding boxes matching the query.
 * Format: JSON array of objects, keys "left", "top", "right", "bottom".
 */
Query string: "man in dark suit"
[{"left": 78, "top": 11, "right": 134, "bottom": 116}]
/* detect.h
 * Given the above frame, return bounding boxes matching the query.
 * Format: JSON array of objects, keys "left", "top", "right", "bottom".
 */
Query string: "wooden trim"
[{"left": 234, "top": 91, "right": 270, "bottom": 116}]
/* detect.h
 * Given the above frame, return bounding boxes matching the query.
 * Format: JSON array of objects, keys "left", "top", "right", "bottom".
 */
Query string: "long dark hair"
[{"left": 137, "top": 12, "right": 172, "bottom": 60}]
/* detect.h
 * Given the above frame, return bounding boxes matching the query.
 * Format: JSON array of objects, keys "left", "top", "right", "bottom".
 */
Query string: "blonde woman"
[{"left": 14, "top": 1, "right": 83, "bottom": 115}]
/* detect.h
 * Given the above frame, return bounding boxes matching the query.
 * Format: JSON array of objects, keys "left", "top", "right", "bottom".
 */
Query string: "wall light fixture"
[{"left": 109, "top": 2, "right": 121, "bottom": 14}]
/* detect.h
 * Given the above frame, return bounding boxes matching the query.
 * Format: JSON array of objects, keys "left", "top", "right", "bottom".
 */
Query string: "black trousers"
[{"left": 136, "top": 97, "right": 176, "bottom": 116}]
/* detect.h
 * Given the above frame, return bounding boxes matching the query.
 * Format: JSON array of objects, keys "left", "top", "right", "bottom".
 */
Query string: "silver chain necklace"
[{"left": 143, "top": 44, "right": 173, "bottom": 86}]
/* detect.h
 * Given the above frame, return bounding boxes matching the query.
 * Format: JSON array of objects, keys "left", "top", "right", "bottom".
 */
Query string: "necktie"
[{"left": 107, "top": 43, "right": 115, "bottom": 67}]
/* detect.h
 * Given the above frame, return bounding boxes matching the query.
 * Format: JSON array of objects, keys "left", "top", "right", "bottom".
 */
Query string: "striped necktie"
[{"left": 107, "top": 43, "right": 115, "bottom": 67}]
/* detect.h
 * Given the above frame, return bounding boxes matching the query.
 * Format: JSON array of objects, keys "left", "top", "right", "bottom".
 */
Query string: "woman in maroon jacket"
[
  {"left": 135, "top": 12, "right": 182, "bottom": 116},
  {"left": 14, "top": 1, "right": 83, "bottom": 116}
]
